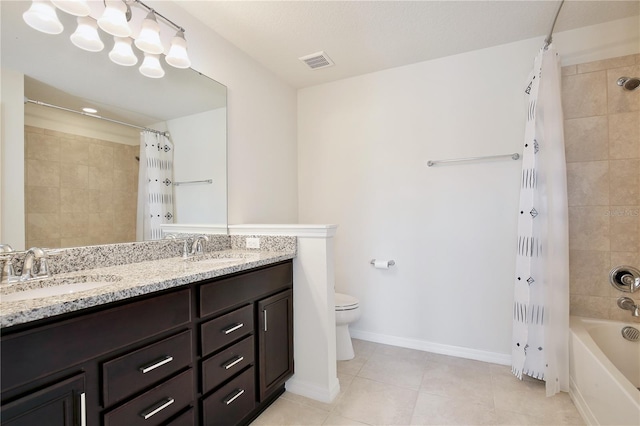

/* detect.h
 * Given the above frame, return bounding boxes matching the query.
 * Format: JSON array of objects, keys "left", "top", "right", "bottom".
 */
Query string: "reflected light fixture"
[
  {"left": 23, "top": 0, "right": 64, "bottom": 35},
  {"left": 51, "top": 0, "right": 90, "bottom": 17},
  {"left": 165, "top": 30, "right": 191, "bottom": 69},
  {"left": 70, "top": 16, "right": 104, "bottom": 52},
  {"left": 109, "top": 37, "right": 138, "bottom": 66},
  {"left": 82, "top": 107, "right": 98, "bottom": 114},
  {"left": 139, "top": 53, "right": 165, "bottom": 78},
  {"left": 97, "top": 0, "right": 131, "bottom": 37},
  {"left": 134, "top": 10, "right": 164, "bottom": 54}
]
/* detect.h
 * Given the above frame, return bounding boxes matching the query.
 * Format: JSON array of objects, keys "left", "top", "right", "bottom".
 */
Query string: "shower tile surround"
[
  {"left": 24, "top": 126, "right": 139, "bottom": 249},
  {"left": 0, "top": 234, "right": 296, "bottom": 327},
  {"left": 563, "top": 54, "right": 640, "bottom": 323}
]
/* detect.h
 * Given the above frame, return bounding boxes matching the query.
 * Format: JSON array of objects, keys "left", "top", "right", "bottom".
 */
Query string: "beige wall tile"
[
  {"left": 576, "top": 55, "right": 636, "bottom": 74},
  {"left": 60, "top": 237, "right": 92, "bottom": 247},
  {"left": 60, "top": 164, "right": 89, "bottom": 189},
  {"left": 60, "top": 138, "right": 89, "bottom": 165},
  {"left": 607, "top": 65, "right": 640, "bottom": 114},
  {"left": 569, "top": 250, "right": 610, "bottom": 297},
  {"left": 568, "top": 206, "right": 610, "bottom": 251},
  {"left": 564, "top": 116, "right": 608, "bottom": 162},
  {"left": 114, "top": 143, "right": 138, "bottom": 171},
  {"left": 561, "top": 65, "right": 576, "bottom": 76},
  {"left": 562, "top": 71, "right": 607, "bottom": 119},
  {"left": 60, "top": 188, "right": 89, "bottom": 213},
  {"left": 26, "top": 213, "right": 60, "bottom": 241},
  {"left": 88, "top": 143, "right": 114, "bottom": 169},
  {"left": 609, "top": 206, "right": 640, "bottom": 252},
  {"left": 59, "top": 213, "right": 89, "bottom": 238},
  {"left": 113, "top": 190, "right": 137, "bottom": 215},
  {"left": 88, "top": 166, "right": 115, "bottom": 191},
  {"left": 609, "top": 297, "right": 640, "bottom": 323},
  {"left": 570, "top": 294, "right": 609, "bottom": 318},
  {"left": 25, "top": 132, "right": 60, "bottom": 161},
  {"left": 24, "top": 125, "right": 44, "bottom": 135},
  {"left": 113, "top": 168, "right": 135, "bottom": 191},
  {"left": 609, "top": 159, "right": 640, "bottom": 206},
  {"left": 27, "top": 238, "right": 62, "bottom": 249},
  {"left": 26, "top": 187, "right": 59, "bottom": 214},
  {"left": 88, "top": 212, "right": 115, "bottom": 240},
  {"left": 609, "top": 112, "right": 640, "bottom": 159},
  {"left": 26, "top": 159, "right": 60, "bottom": 188},
  {"left": 89, "top": 190, "right": 114, "bottom": 214},
  {"left": 566, "top": 161, "right": 609, "bottom": 206},
  {"left": 610, "top": 251, "right": 640, "bottom": 267}
]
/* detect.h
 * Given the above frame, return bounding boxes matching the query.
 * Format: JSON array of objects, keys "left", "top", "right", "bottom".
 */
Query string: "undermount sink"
[{"left": 0, "top": 274, "right": 122, "bottom": 302}]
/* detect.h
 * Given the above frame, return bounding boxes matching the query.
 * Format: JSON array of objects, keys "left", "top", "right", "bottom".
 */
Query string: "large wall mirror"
[{"left": 1, "top": 1, "right": 227, "bottom": 251}]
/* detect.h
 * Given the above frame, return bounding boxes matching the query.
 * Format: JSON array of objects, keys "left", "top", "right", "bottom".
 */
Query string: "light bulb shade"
[
  {"left": 134, "top": 11, "right": 163, "bottom": 54},
  {"left": 139, "top": 53, "right": 165, "bottom": 78},
  {"left": 23, "top": 0, "right": 64, "bottom": 35},
  {"left": 51, "top": 0, "right": 90, "bottom": 16},
  {"left": 109, "top": 37, "right": 138, "bottom": 66},
  {"left": 165, "top": 30, "right": 191, "bottom": 69},
  {"left": 97, "top": 0, "right": 131, "bottom": 37},
  {"left": 70, "top": 16, "right": 104, "bottom": 52}
]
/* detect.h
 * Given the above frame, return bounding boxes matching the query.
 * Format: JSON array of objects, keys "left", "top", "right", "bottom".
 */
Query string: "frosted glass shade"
[
  {"left": 109, "top": 37, "right": 138, "bottom": 66},
  {"left": 139, "top": 53, "right": 165, "bottom": 78},
  {"left": 97, "top": 0, "right": 131, "bottom": 37},
  {"left": 23, "top": 0, "right": 63, "bottom": 35},
  {"left": 51, "top": 0, "right": 90, "bottom": 16},
  {"left": 165, "top": 30, "right": 191, "bottom": 69},
  {"left": 70, "top": 17, "right": 104, "bottom": 52},
  {"left": 134, "top": 11, "right": 163, "bottom": 54}
]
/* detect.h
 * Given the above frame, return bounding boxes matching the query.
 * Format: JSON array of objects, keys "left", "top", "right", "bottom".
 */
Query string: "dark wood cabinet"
[{"left": 0, "top": 260, "right": 294, "bottom": 426}]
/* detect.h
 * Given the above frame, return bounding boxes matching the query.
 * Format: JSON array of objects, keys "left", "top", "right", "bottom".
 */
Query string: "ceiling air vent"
[{"left": 299, "top": 51, "right": 334, "bottom": 70}]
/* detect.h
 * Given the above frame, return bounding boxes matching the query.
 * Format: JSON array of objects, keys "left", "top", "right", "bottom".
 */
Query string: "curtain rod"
[
  {"left": 24, "top": 98, "right": 168, "bottom": 137},
  {"left": 543, "top": 0, "right": 565, "bottom": 49}
]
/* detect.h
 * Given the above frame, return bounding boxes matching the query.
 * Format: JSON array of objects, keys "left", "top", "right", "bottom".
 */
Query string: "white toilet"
[{"left": 335, "top": 292, "right": 361, "bottom": 361}]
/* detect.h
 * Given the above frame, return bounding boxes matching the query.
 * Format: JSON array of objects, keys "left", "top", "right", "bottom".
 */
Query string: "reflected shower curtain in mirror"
[
  {"left": 136, "top": 130, "right": 174, "bottom": 240},
  {"left": 512, "top": 44, "right": 569, "bottom": 397}
]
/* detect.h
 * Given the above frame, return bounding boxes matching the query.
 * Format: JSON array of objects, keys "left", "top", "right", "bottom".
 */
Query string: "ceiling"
[{"left": 177, "top": 0, "right": 640, "bottom": 88}]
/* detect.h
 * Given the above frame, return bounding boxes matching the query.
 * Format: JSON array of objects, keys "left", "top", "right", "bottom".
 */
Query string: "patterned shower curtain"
[
  {"left": 512, "top": 44, "right": 570, "bottom": 397},
  {"left": 136, "top": 130, "right": 174, "bottom": 240}
]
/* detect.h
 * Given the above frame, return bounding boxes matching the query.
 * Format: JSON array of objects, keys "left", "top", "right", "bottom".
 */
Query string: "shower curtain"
[
  {"left": 512, "top": 44, "right": 569, "bottom": 397},
  {"left": 136, "top": 130, "right": 174, "bottom": 240}
]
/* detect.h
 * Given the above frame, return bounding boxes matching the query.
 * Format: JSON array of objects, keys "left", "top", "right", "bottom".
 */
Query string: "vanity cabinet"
[{"left": 0, "top": 260, "right": 293, "bottom": 426}]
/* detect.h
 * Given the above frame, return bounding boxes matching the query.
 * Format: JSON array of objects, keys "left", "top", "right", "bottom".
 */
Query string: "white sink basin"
[{"left": 0, "top": 275, "right": 122, "bottom": 302}]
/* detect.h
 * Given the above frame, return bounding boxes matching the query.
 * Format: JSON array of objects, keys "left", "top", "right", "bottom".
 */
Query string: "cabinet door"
[
  {"left": 257, "top": 289, "right": 293, "bottom": 401},
  {"left": 1, "top": 373, "right": 86, "bottom": 426}
]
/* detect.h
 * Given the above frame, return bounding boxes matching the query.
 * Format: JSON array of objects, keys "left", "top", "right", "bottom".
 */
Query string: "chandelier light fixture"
[{"left": 22, "top": 0, "right": 191, "bottom": 79}]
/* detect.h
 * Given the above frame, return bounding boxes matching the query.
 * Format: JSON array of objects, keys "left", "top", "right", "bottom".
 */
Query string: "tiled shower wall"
[
  {"left": 562, "top": 54, "right": 640, "bottom": 323},
  {"left": 25, "top": 126, "right": 139, "bottom": 248}
]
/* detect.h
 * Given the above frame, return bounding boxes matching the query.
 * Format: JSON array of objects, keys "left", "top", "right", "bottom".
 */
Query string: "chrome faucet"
[
  {"left": 617, "top": 297, "right": 640, "bottom": 317},
  {"left": 20, "top": 247, "right": 50, "bottom": 281},
  {"left": 1, "top": 255, "right": 18, "bottom": 285},
  {"left": 190, "top": 235, "right": 209, "bottom": 256}
]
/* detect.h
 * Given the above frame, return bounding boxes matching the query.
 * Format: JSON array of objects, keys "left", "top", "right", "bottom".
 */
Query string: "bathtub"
[{"left": 569, "top": 316, "right": 640, "bottom": 425}]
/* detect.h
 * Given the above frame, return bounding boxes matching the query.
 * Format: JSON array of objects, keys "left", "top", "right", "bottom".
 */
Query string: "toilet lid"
[{"left": 335, "top": 293, "right": 359, "bottom": 310}]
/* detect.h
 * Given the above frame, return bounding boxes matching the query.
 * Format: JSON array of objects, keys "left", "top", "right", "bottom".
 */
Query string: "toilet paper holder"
[{"left": 370, "top": 259, "right": 395, "bottom": 267}]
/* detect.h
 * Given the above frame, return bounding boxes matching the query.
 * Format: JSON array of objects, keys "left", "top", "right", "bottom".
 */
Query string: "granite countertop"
[{"left": 0, "top": 249, "right": 295, "bottom": 329}]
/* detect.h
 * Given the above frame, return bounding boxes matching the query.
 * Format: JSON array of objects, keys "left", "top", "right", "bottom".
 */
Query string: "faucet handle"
[{"left": 0, "top": 255, "right": 18, "bottom": 284}]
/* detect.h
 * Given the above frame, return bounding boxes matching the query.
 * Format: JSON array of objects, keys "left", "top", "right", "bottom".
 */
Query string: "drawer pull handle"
[
  {"left": 224, "top": 389, "right": 245, "bottom": 405},
  {"left": 139, "top": 356, "right": 174, "bottom": 374},
  {"left": 223, "top": 323, "right": 244, "bottom": 335},
  {"left": 80, "top": 392, "right": 86, "bottom": 426},
  {"left": 140, "top": 397, "right": 175, "bottom": 420},
  {"left": 223, "top": 356, "right": 244, "bottom": 370}
]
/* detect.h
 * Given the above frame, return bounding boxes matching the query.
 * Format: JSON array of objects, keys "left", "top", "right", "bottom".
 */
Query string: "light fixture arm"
[{"left": 133, "top": 0, "right": 185, "bottom": 33}]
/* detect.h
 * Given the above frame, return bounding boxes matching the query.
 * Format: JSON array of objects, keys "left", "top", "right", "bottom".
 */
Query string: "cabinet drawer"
[
  {"left": 202, "top": 366, "right": 256, "bottom": 426},
  {"left": 199, "top": 262, "right": 293, "bottom": 317},
  {"left": 103, "top": 330, "right": 192, "bottom": 406},
  {"left": 202, "top": 336, "right": 254, "bottom": 394},
  {"left": 2, "top": 289, "right": 191, "bottom": 393},
  {"left": 103, "top": 369, "right": 193, "bottom": 426},
  {"left": 166, "top": 407, "right": 194, "bottom": 426},
  {"left": 201, "top": 304, "right": 253, "bottom": 356}
]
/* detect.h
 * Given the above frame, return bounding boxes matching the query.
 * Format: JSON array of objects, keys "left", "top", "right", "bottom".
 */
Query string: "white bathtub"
[{"left": 569, "top": 316, "right": 640, "bottom": 425}]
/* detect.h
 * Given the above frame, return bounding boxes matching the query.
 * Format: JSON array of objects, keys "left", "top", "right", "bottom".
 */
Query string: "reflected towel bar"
[
  {"left": 427, "top": 153, "right": 520, "bottom": 167},
  {"left": 173, "top": 179, "right": 213, "bottom": 186}
]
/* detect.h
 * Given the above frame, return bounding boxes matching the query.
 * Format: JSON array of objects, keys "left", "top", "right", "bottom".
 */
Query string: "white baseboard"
[
  {"left": 349, "top": 329, "right": 512, "bottom": 366},
  {"left": 285, "top": 376, "right": 341, "bottom": 403}
]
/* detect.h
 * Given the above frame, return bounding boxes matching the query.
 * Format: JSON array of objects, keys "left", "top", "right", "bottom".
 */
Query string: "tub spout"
[{"left": 617, "top": 297, "right": 640, "bottom": 317}]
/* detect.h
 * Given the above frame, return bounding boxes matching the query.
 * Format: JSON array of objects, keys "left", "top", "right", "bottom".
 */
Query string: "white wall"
[
  {"left": 169, "top": 108, "right": 227, "bottom": 225},
  {"left": 297, "top": 17, "right": 639, "bottom": 361},
  {"left": 157, "top": 1, "right": 299, "bottom": 225}
]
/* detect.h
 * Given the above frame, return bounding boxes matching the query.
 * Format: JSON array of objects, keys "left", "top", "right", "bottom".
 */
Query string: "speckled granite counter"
[{"left": 0, "top": 249, "right": 295, "bottom": 328}]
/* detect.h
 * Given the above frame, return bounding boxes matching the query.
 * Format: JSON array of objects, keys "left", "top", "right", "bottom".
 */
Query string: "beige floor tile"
[
  {"left": 419, "top": 360, "right": 494, "bottom": 407},
  {"left": 250, "top": 397, "right": 329, "bottom": 426},
  {"left": 410, "top": 392, "right": 497, "bottom": 425},
  {"left": 373, "top": 344, "right": 428, "bottom": 362},
  {"left": 358, "top": 352, "right": 426, "bottom": 390},
  {"left": 337, "top": 357, "right": 366, "bottom": 376},
  {"left": 334, "top": 377, "right": 418, "bottom": 426},
  {"left": 322, "top": 413, "right": 370, "bottom": 426}
]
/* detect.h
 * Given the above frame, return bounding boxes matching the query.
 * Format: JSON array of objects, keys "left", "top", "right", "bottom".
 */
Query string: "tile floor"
[{"left": 251, "top": 339, "right": 585, "bottom": 425}]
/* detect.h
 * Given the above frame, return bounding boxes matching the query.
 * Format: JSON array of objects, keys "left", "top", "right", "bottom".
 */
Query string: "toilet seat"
[{"left": 335, "top": 293, "right": 359, "bottom": 311}]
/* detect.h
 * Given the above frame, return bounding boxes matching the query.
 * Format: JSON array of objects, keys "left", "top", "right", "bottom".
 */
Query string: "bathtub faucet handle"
[{"left": 617, "top": 296, "right": 640, "bottom": 317}]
